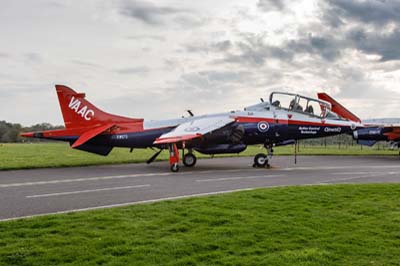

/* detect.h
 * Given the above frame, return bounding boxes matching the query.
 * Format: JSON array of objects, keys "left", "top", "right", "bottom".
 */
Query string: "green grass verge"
[
  {"left": 0, "top": 143, "right": 398, "bottom": 170},
  {"left": 1, "top": 184, "right": 400, "bottom": 265}
]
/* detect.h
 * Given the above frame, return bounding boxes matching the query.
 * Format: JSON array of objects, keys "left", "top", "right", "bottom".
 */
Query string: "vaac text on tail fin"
[{"left": 56, "top": 85, "right": 143, "bottom": 129}]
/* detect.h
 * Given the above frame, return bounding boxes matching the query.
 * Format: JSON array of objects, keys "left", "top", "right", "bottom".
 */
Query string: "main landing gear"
[
  {"left": 183, "top": 152, "right": 197, "bottom": 167},
  {"left": 168, "top": 144, "right": 198, "bottom": 172},
  {"left": 253, "top": 144, "right": 273, "bottom": 168}
]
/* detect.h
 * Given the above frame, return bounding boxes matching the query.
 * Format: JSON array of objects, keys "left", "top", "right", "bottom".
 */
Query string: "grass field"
[
  {"left": 0, "top": 142, "right": 398, "bottom": 170},
  {"left": 0, "top": 184, "right": 399, "bottom": 265}
]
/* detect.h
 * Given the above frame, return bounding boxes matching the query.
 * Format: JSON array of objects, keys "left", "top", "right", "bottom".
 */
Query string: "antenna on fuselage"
[{"left": 187, "top": 110, "right": 194, "bottom": 117}]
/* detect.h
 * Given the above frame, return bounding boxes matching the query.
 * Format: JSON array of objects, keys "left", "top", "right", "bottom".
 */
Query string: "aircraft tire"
[
  {"left": 170, "top": 163, "right": 179, "bottom": 172},
  {"left": 254, "top": 153, "right": 268, "bottom": 168},
  {"left": 183, "top": 153, "right": 197, "bottom": 167}
]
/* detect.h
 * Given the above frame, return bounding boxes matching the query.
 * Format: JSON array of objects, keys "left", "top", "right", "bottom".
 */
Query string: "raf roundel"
[
  {"left": 257, "top": 121, "right": 270, "bottom": 133},
  {"left": 184, "top": 127, "right": 200, "bottom": 132}
]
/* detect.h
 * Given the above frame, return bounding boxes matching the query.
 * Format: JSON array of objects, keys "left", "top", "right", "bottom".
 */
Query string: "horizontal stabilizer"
[
  {"left": 317, "top": 93, "right": 361, "bottom": 123},
  {"left": 73, "top": 143, "right": 113, "bottom": 156},
  {"left": 384, "top": 128, "right": 400, "bottom": 141},
  {"left": 71, "top": 123, "right": 114, "bottom": 148}
]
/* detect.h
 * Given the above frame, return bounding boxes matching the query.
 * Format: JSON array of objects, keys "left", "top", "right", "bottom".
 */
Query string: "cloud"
[
  {"left": 184, "top": 40, "right": 232, "bottom": 53},
  {"left": 24, "top": 53, "right": 43, "bottom": 64},
  {"left": 119, "top": 0, "right": 191, "bottom": 25},
  {"left": 114, "top": 66, "right": 149, "bottom": 75},
  {"left": 346, "top": 28, "right": 400, "bottom": 61},
  {"left": 257, "top": 0, "right": 286, "bottom": 11},
  {"left": 326, "top": 0, "right": 400, "bottom": 26},
  {"left": 71, "top": 60, "right": 102, "bottom": 68},
  {"left": 0, "top": 53, "right": 10, "bottom": 58},
  {"left": 225, "top": 0, "right": 400, "bottom": 65},
  {"left": 2, "top": 0, "right": 400, "bottom": 125},
  {"left": 217, "top": 33, "right": 343, "bottom": 67},
  {"left": 126, "top": 34, "right": 166, "bottom": 42}
]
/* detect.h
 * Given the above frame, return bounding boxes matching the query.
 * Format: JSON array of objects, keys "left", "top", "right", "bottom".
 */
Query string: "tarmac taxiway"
[{"left": 1, "top": 156, "right": 400, "bottom": 221}]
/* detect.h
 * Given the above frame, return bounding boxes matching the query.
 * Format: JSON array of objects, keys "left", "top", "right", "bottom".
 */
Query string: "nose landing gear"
[
  {"left": 253, "top": 144, "right": 273, "bottom": 168},
  {"left": 168, "top": 145, "right": 198, "bottom": 172},
  {"left": 168, "top": 143, "right": 180, "bottom": 172},
  {"left": 254, "top": 153, "right": 268, "bottom": 167}
]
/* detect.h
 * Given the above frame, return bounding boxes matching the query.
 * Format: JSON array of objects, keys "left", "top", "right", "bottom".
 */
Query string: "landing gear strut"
[
  {"left": 253, "top": 144, "right": 273, "bottom": 168},
  {"left": 169, "top": 143, "right": 180, "bottom": 172}
]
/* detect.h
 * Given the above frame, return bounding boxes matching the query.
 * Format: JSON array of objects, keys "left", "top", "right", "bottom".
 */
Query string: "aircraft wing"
[{"left": 154, "top": 116, "right": 235, "bottom": 144}]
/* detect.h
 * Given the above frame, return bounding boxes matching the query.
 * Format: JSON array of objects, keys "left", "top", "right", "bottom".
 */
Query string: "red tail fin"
[
  {"left": 317, "top": 93, "right": 361, "bottom": 123},
  {"left": 56, "top": 85, "right": 143, "bottom": 128}
]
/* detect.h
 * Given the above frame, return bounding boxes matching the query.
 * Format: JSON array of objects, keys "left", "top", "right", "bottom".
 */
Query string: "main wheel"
[
  {"left": 253, "top": 153, "right": 268, "bottom": 168},
  {"left": 170, "top": 163, "right": 179, "bottom": 172},
  {"left": 183, "top": 153, "right": 197, "bottom": 167}
]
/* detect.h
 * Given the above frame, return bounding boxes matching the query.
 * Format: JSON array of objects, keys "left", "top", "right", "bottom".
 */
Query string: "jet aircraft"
[
  {"left": 317, "top": 94, "right": 400, "bottom": 153},
  {"left": 351, "top": 119, "right": 400, "bottom": 150},
  {"left": 22, "top": 85, "right": 364, "bottom": 172}
]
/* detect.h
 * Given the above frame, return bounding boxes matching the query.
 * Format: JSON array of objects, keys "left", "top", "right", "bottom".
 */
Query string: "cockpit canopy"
[{"left": 270, "top": 92, "right": 339, "bottom": 119}]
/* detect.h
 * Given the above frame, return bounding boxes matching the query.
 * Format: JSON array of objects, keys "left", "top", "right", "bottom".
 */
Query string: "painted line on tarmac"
[
  {"left": 26, "top": 184, "right": 151, "bottom": 198},
  {"left": 0, "top": 169, "right": 252, "bottom": 188},
  {"left": 281, "top": 165, "right": 400, "bottom": 171},
  {"left": 196, "top": 174, "right": 285, "bottom": 183},
  {"left": 0, "top": 173, "right": 168, "bottom": 188},
  {"left": 320, "top": 171, "right": 400, "bottom": 183},
  {"left": 1, "top": 187, "right": 260, "bottom": 222},
  {"left": 333, "top": 172, "right": 372, "bottom": 175}
]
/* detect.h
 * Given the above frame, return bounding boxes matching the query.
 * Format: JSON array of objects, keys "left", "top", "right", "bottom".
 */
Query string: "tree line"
[{"left": 0, "top": 121, "right": 64, "bottom": 142}]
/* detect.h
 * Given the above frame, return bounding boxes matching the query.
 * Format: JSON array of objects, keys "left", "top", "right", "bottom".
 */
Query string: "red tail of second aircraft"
[{"left": 317, "top": 92, "right": 361, "bottom": 123}]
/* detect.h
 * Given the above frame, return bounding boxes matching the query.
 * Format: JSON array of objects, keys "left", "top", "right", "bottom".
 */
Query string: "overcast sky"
[{"left": 1, "top": 0, "right": 400, "bottom": 125}]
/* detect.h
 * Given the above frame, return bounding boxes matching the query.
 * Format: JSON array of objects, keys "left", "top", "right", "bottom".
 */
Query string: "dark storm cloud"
[
  {"left": 347, "top": 28, "right": 400, "bottom": 61},
  {"left": 120, "top": 0, "right": 191, "bottom": 25},
  {"left": 327, "top": 0, "right": 400, "bottom": 26},
  {"left": 321, "top": 0, "right": 400, "bottom": 61},
  {"left": 257, "top": 0, "right": 286, "bottom": 11},
  {"left": 218, "top": 33, "right": 342, "bottom": 67},
  {"left": 286, "top": 35, "right": 342, "bottom": 61},
  {"left": 230, "top": 0, "right": 400, "bottom": 65}
]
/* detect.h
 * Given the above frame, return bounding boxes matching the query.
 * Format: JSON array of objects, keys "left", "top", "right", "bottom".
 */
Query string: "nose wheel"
[
  {"left": 253, "top": 144, "right": 273, "bottom": 168},
  {"left": 170, "top": 163, "right": 179, "bottom": 172},
  {"left": 253, "top": 153, "right": 269, "bottom": 168}
]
